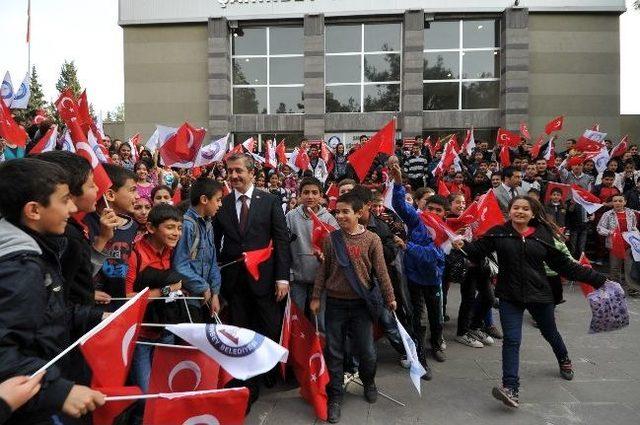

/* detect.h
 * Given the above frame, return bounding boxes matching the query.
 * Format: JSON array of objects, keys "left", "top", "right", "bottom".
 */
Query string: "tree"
[
  {"left": 55, "top": 60, "right": 82, "bottom": 97},
  {"left": 104, "top": 103, "right": 125, "bottom": 122},
  {"left": 635, "top": 1, "right": 639, "bottom": 9},
  {"left": 13, "top": 65, "right": 46, "bottom": 126}
]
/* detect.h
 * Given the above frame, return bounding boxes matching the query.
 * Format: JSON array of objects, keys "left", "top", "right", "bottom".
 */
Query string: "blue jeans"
[
  {"left": 499, "top": 300, "right": 568, "bottom": 391},
  {"left": 325, "top": 298, "right": 376, "bottom": 401}
]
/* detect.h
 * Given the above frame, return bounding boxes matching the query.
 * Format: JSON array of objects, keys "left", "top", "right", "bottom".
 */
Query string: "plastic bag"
[{"left": 587, "top": 281, "right": 630, "bottom": 334}]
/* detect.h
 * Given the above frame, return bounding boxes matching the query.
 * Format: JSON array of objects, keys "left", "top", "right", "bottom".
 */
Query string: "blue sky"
[{"left": 1, "top": 0, "right": 639, "bottom": 116}]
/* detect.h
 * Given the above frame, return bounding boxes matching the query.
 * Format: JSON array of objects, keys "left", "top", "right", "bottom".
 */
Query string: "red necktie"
[{"left": 239, "top": 195, "right": 249, "bottom": 234}]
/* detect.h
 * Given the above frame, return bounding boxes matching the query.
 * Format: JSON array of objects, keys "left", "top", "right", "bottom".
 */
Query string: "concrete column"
[
  {"left": 208, "top": 18, "right": 232, "bottom": 139},
  {"left": 303, "top": 14, "right": 325, "bottom": 140},
  {"left": 401, "top": 10, "right": 425, "bottom": 138},
  {"left": 500, "top": 7, "right": 529, "bottom": 131}
]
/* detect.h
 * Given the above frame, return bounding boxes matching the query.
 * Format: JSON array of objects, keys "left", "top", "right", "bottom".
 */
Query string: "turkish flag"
[
  {"left": 437, "top": 179, "right": 450, "bottom": 197},
  {"left": 571, "top": 184, "right": 601, "bottom": 204},
  {"left": 433, "top": 142, "right": 459, "bottom": 177},
  {"left": 148, "top": 346, "right": 221, "bottom": 393},
  {"left": 448, "top": 134, "right": 459, "bottom": 153},
  {"left": 496, "top": 128, "right": 522, "bottom": 148},
  {"left": 92, "top": 386, "right": 142, "bottom": 425},
  {"left": 54, "top": 88, "right": 79, "bottom": 123},
  {"left": 297, "top": 332, "right": 329, "bottom": 421},
  {"left": 519, "top": 122, "right": 531, "bottom": 140},
  {"left": 80, "top": 288, "right": 150, "bottom": 387},
  {"left": 242, "top": 137, "right": 256, "bottom": 153},
  {"left": 309, "top": 207, "right": 336, "bottom": 253},
  {"left": 0, "top": 99, "right": 28, "bottom": 147},
  {"left": 67, "top": 119, "right": 112, "bottom": 197},
  {"left": 77, "top": 90, "right": 93, "bottom": 134},
  {"left": 275, "top": 139, "right": 287, "bottom": 165},
  {"left": 424, "top": 137, "right": 434, "bottom": 157},
  {"left": 447, "top": 200, "right": 477, "bottom": 232},
  {"left": 433, "top": 137, "right": 442, "bottom": 153},
  {"left": 499, "top": 145, "right": 511, "bottom": 167},
  {"left": 325, "top": 182, "right": 339, "bottom": 211},
  {"left": 33, "top": 108, "right": 48, "bottom": 125},
  {"left": 224, "top": 143, "right": 244, "bottom": 161},
  {"left": 295, "top": 146, "right": 311, "bottom": 171},
  {"left": 30, "top": 124, "right": 58, "bottom": 154},
  {"left": 611, "top": 227, "right": 627, "bottom": 260},
  {"left": 461, "top": 128, "right": 475, "bottom": 156},
  {"left": 530, "top": 135, "right": 545, "bottom": 159},
  {"left": 320, "top": 141, "right": 334, "bottom": 173},
  {"left": 474, "top": 191, "right": 505, "bottom": 237},
  {"left": 348, "top": 119, "right": 395, "bottom": 181},
  {"left": 577, "top": 254, "right": 595, "bottom": 297},
  {"left": 159, "top": 122, "right": 206, "bottom": 167},
  {"left": 419, "top": 210, "right": 457, "bottom": 252},
  {"left": 287, "top": 302, "right": 317, "bottom": 368},
  {"left": 543, "top": 181, "right": 571, "bottom": 203},
  {"left": 243, "top": 241, "right": 273, "bottom": 281},
  {"left": 544, "top": 115, "right": 564, "bottom": 135},
  {"left": 128, "top": 133, "right": 141, "bottom": 162},
  {"left": 574, "top": 136, "right": 605, "bottom": 153},
  {"left": 610, "top": 135, "right": 628, "bottom": 158},
  {"left": 142, "top": 388, "right": 250, "bottom": 425}
]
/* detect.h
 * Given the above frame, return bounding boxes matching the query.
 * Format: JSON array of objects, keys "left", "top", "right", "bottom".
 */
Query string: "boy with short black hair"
[
  {"left": 85, "top": 163, "right": 139, "bottom": 309},
  {"left": 0, "top": 159, "right": 105, "bottom": 423},
  {"left": 545, "top": 188, "right": 567, "bottom": 227},
  {"left": 173, "top": 177, "right": 224, "bottom": 320},
  {"left": 310, "top": 191, "right": 396, "bottom": 423},
  {"left": 286, "top": 176, "right": 338, "bottom": 327}
]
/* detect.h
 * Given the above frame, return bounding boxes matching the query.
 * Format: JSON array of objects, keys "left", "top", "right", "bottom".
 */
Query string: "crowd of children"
[{"left": 0, "top": 128, "right": 636, "bottom": 424}]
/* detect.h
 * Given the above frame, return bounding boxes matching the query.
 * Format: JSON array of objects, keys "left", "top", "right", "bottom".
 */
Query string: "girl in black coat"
[{"left": 454, "top": 196, "right": 607, "bottom": 408}]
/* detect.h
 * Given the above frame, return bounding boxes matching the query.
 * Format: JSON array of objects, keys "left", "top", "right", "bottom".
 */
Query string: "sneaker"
[
  {"left": 483, "top": 325, "right": 503, "bottom": 340},
  {"left": 492, "top": 386, "right": 519, "bottom": 408},
  {"left": 432, "top": 348, "right": 446, "bottom": 363},
  {"left": 364, "top": 383, "right": 378, "bottom": 404},
  {"left": 399, "top": 355, "right": 411, "bottom": 369},
  {"left": 455, "top": 333, "right": 484, "bottom": 348},
  {"left": 440, "top": 339, "right": 447, "bottom": 350},
  {"left": 327, "top": 401, "right": 341, "bottom": 423},
  {"left": 421, "top": 362, "right": 433, "bottom": 381},
  {"left": 559, "top": 358, "right": 574, "bottom": 381},
  {"left": 469, "top": 329, "right": 495, "bottom": 346}
]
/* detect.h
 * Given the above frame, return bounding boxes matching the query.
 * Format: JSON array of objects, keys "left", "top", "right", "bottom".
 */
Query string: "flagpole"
[
  {"left": 108, "top": 296, "right": 205, "bottom": 301},
  {"left": 136, "top": 341, "right": 197, "bottom": 350},
  {"left": 27, "top": 0, "right": 31, "bottom": 72},
  {"left": 104, "top": 387, "right": 246, "bottom": 402},
  {"left": 30, "top": 339, "right": 82, "bottom": 378}
]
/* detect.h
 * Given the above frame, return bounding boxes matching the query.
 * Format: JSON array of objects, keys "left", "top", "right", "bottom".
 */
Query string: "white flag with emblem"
[
  {"left": 623, "top": 230, "right": 640, "bottom": 262},
  {"left": 194, "top": 133, "right": 230, "bottom": 166},
  {"left": 1, "top": 71, "right": 14, "bottom": 108},
  {"left": 166, "top": 324, "right": 288, "bottom": 381},
  {"left": 60, "top": 129, "right": 76, "bottom": 153},
  {"left": 10, "top": 72, "right": 30, "bottom": 109},
  {"left": 395, "top": 313, "right": 426, "bottom": 395}
]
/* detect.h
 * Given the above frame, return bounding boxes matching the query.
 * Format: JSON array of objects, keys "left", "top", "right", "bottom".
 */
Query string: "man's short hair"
[
  {"left": 103, "top": 163, "right": 137, "bottom": 191},
  {"left": 414, "top": 187, "right": 434, "bottom": 201},
  {"left": 336, "top": 191, "right": 364, "bottom": 212},
  {"left": 502, "top": 167, "right": 519, "bottom": 179},
  {"left": 36, "top": 151, "right": 92, "bottom": 197},
  {"left": 338, "top": 178, "right": 356, "bottom": 188},
  {"left": 147, "top": 203, "right": 183, "bottom": 227},
  {"left": 298, "top": 176, "right": 323, "bottom": 193},
  {"left": 226, "top": 152, "right": 255, "bottom": 172},
  {"left": 351, "top": 185, "right": 373, "bottom": 204},
  {"left": 189, "top": 177, "right": 222, "bottom": 206},
  {"left": 602, "top": 170, "right": 616, "bottom": 179},
  {"left": 426, "top": 194, "right": 449, "bottom": 210},
  {"left": 0, "top": 158, "right": 69, "bottom": 224}
]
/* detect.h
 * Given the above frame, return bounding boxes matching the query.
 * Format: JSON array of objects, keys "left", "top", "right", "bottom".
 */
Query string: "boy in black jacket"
[{"left": 0, "top": 159, "right": 105, "bottom": 424}]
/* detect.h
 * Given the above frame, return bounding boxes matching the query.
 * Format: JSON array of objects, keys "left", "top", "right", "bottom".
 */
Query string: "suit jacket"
[
  {"left": 493, "top": 185, "right": 526, "bottom": 217},
  {"left": 214, "top": 189, "right": 291, "bottom": 297}
]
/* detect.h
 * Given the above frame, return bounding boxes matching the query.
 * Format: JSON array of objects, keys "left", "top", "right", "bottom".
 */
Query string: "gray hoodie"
[
  {"left": 285, "top": 205, "right": 338, "bottom": 284},
  {"left": 0, "top": 218, "right": 41, "bottom": 259}
]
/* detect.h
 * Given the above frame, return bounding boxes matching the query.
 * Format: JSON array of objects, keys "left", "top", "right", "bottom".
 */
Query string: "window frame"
[
  {"left": 231, "top": 26, "right": 305, "bottom": 115},
  {"left": 423, "top": 19, "right": 500, "bottom": 111},
  {"left": 325, "top": 22, "right": 403, "bottom": 113}
]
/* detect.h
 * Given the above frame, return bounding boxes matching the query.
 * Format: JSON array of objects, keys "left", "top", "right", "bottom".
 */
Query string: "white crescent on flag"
[
  {"left": 121, "top": 324, "right": 137, "bottom": 367},
  {"left": 168, "top": 361, "right": 202, "bottom": 392},
  {"left": 182, "top": 415, "right": 220, "bottom": 425}
]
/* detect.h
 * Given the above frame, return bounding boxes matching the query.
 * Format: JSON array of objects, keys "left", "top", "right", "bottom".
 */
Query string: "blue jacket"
[
  {"left": 391, "top": 184, "right": 445, "bottom": 286},
  {"left": 173, "top": 208, "right": 221, "bottom": 303}
]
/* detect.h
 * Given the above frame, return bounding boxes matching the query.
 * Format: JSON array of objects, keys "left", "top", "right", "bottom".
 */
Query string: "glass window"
[
  {"left": 232, "top": 28, "right": 267, "bottom": 55},
  {"left": 364, "top": 84, "right": 400, "bottom": 112},
  {"left": 326, "top": 56, "right": 361, "bottom": 84},
  {"left": 270, "top": 87, "right": 304, "bottom": 114},
  {"left": 269, "top": 27, "right": 304, "bottom": 54},
  {"left": 232, "top": 26, "right": 303, "bottom": 114},
  {"left": 326, "top": 86, "right": 361, "bottom": 113},
  {"left": 232, "top": 58, "right": 267, "bottom": 85},
  {"left": 326, "top": 23, "right": 402, "bottom": 112},
  {"left": 233, "top": 87, "right": 268, "bottom": 114},
  {"left": 423, "top": 19, "right": 500, "bottom": 110},
  {"left": 325, "top": 25, "right": 361, "bottom": 53},
  {"left": 423, "top": 21, "right": 459, "bottom": 49},
  {"left": 462, "top": 81, "right": 499, "bottom": 109},
  {"left": 423, "top": 52, "right": 459, "bottom": 80},
  {"left": 463, "top": 20, "right": 499, "bottom": 48},
  {"left": 462, "top": 51, "right": 499, "bottom": 79},
  {"left": 423, "top": 82, "right": 458, "bottom": 110},
  {"left": 364, "top": 54, "right": 400, "bottom": 82},
  {"left": 364, "top": 23, "right": 401, "bottom": 52},
  {"left": 270, "top": 57, "right": 303, "bottom": 85}
]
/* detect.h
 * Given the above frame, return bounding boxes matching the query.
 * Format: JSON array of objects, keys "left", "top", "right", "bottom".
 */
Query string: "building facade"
[{"left": 119, "top": 0, "right": 626, "bottom": 148}]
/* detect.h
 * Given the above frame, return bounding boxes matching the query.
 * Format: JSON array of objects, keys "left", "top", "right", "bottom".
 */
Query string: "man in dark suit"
[{"left": 214, "top": 153, "right": 291, "bottom": 403}]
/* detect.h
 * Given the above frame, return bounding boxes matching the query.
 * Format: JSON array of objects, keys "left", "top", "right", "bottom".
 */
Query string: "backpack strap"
[{"left": 183, "top": 216, "right": 201, "bottom": 260}]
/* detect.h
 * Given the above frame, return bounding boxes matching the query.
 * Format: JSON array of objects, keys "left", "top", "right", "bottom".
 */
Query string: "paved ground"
[{"left": 247, "top": 284, "right": 640, "bottom": 425}]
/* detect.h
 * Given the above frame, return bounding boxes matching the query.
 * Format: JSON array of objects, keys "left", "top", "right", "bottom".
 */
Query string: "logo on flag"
[
  {"left": 395, "top": 315, "right": 426, "bottom": 395},
  {"left": 205, "top": 325, "right": 265, "bottom": 358},
  {"left": 1, "top": 71, "right": 14, "bottom": 107}
]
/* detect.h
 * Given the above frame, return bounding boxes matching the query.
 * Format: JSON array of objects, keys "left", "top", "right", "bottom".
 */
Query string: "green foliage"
[
  {"left": 105, "top": 103, "right": 125, "bottom": 122},
  {"left": 55, "top": 60, "right": 82, "bottom": 97}
]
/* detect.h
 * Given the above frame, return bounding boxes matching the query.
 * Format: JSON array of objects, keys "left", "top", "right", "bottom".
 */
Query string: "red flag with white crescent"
[
  {"left": 308, "top": 207, "right": 336, "bottom": 253},
  {"left": 610, "top": 135, "right": 628, "bottom": 158},
  {"left": 243, "top": 241, "right": 273, "bottom": 281},
  {"left": 519, "top": 122, "right": 531, "bottom": 140},
  {"left": 148, "top": 346, "right": 221, "bottom": 393},
  {"left": 92, "top": 386, "right": 142, "bottom": 425},
  {"left": 30, "top": 125, "right": 58, "bottom": 154},
  {"left": 68, "top": 119, "right": 112, "bottom": 197},
  {"left": 544, "top": 115, "right": 564, "bottom": 135},
  {"left": 275, "top": 139, "right": 287, "bottom": 165},
  {"left": 496, "top": 128, "right": 522, "bottom": 148}
]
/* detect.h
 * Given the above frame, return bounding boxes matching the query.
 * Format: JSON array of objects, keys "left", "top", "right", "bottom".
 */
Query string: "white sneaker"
[
  {"left": 469, "top": 329, "right": 495, "bottom": 346},
  {"left": 455, "top": 333, "right": 484, "bottom": 348}
]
